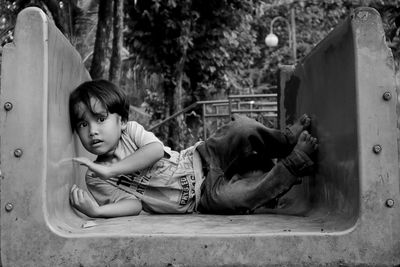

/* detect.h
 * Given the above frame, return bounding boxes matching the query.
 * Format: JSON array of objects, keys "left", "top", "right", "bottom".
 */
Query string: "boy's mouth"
[{"left": 91, "top": 139, "right": 103, "bottom": 146}]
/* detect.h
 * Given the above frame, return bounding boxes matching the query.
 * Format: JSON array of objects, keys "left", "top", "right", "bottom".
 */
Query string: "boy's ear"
[{"left": 121, "top": 118, "right": 128, "bottom": 131}]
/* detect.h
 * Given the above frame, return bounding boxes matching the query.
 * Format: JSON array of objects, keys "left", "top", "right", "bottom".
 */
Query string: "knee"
[{"left": 232, "top": 115, "right": 265, "bottom": 135}]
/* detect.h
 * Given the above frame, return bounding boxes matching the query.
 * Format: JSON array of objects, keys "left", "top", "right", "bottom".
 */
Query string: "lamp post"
[{"left": 265, "top": 7, "right": 297, "bottom": 64}]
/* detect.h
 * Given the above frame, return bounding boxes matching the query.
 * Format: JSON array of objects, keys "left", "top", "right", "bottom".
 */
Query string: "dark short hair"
[{"left": 69, "top": 79, "right": 130, "bottom": 131}]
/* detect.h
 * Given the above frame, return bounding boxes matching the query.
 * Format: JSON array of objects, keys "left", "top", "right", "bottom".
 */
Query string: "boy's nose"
[{"left": 88, "top": 124, "right": 99, "bottom": 136}]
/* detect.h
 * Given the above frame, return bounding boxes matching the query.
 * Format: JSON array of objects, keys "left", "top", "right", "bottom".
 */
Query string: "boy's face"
[{"left": 74, "top": 97, "right": 126, "bottom": 156}]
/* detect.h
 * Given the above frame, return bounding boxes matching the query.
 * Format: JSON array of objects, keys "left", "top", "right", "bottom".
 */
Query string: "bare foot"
[
  {"left": 286, "top": 114, "right": 311, "bottom": 144},
  {"left": 294, "top": 130, "right": 318, "bottom": 156}
]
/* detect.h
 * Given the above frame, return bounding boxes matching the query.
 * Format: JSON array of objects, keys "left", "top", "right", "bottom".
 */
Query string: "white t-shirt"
[{"left": 86, "top": 121, "right": 204, "bottom": 214}]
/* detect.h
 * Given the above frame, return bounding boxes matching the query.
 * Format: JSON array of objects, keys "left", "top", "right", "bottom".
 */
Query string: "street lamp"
[
  {"left": 265, "top": 7, "right": 297, "bottom": 64},
  {"left": 265, "top": 16, "right": 290, "bottom": 47}
]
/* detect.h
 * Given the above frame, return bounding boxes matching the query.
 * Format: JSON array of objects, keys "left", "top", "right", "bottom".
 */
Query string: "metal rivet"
[
  {"left": 385, "top": 199, "right": 394, "bottom": 208},
  {"left": 4, "top": 102, "right": 13, "bottom": 111},
  {"left": 14, "top": 149, "right": 23, "bottom": 158},
  {"left": 372, "top": 145, "right": 382, "bottom": 154},
  {"left": 382, "top": 92, "right": 392, "bottom": 101},
  {"left": 5, "top": 203, "right": 13, "bottom": 212}
]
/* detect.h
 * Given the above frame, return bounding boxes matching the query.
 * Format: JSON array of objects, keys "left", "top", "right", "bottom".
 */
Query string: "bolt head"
[
  {"left": 382, "top": 92, "right": 392, "bottom": 101},
  {"left": 385, "top": 199, "right": 394, "bottom": 208},
  {"left": 14, "top": 149, "right": 23, "bottom": 158},
  {"left": 5, "top": 203, "right": 13, "bottom": 212},
  {"left": 4, "top": 102, "right": 13, "bottom": 111},
  {"left": 372, "top": 145, "right": 382, "bottom": 154}
]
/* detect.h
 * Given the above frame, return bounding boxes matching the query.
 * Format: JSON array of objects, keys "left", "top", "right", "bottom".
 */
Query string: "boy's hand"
[
  {"left": 73, "top": 157, "right": 112, "bottom": 180},
  {"left": 70, "top": 184, "right": 100, "bottom": 217}
]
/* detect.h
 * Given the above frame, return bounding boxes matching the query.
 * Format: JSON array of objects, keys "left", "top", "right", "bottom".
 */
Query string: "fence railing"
[{"left": 149, "top": 94, "right": 278, "bottom": 139}]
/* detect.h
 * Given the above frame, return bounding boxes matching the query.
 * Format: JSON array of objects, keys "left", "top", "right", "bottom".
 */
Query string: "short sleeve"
[
  {"left": 85, "top": 171, "right": 138, "bottom": 205},
  {"left": 125, "top": 121, "right": 163, "bottom": 148}
]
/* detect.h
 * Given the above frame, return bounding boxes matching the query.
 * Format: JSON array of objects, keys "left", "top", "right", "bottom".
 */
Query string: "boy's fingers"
[
  {"left": 70, "top": 189, "right": 76, "bottom": 206},
  {"left": 72, "top": 158, "right": 84, "bottom": 165},
  {"left": 77, "top": 189, "right": 85, "bottom": 202},
  {"left": 72, "top": 187, "right": 80, "bottom": 204},
  {"left": 82, "top": 190, "right": 89, "bottom": 199},
  {"left": 69, "top": 190, "right": 74, "bottom": 205},
  {"left": 70, "top": 184, "right": 77, "bottom": 191},
  {"left": 59, "top": 158, "right": 73, "bottom": 166},
  {"left": 70, "top": 185, "right": 78, "bottom": 200},
  {"left": 72, "top": 157, "right": 91, "bottom": 166}
]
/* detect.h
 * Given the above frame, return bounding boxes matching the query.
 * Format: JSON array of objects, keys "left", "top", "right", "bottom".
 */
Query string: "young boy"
[{"left": 69, "top": 80, "right": 318, "bottom": 217}]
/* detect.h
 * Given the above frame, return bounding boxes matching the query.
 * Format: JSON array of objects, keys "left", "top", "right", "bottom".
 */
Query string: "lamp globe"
[{"left": 265, "top": 33, "right": 279, "bottom": 47}]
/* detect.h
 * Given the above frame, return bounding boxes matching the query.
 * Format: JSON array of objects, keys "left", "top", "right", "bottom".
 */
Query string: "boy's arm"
[
  {"left": 70, "top": 184, "right": 142, "bottom": 218},
  {"left": 73, "top": 142, "right": 164, "bottom": 180},
  {"left": 109, "top": 141, "right": 164, "bottom": 176}
]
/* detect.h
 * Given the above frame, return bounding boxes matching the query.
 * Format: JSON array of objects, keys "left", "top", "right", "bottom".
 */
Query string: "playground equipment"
[{"left": 0, "top": 6, "right": 399, "bottom": 266}]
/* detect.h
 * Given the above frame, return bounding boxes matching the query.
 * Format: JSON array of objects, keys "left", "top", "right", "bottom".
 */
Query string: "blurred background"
[{"left": 1, "top": 0, "right": 399, "bottom": 149}]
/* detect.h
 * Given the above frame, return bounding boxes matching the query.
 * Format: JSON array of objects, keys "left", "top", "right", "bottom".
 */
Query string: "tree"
[
  {"left": 125, "top": 0, "right": 261, "bottom": 148},
  {"left": 0, "top": 0, "right": 125, "bottom": 83},
  {"left": 1, "top": 0, "right": 80, "bottom": 46},
  {"left": 109, "top": 0, "right": 124, "bottom": 84},
  {"left": 90, "top": 0, "right": 113, "bottom": 79},
  {"left": 252, "top": 0, "right": 400, "bottom": 88},
  {"left": 370, "top": 1, "right": 400, "bottom": 71}
]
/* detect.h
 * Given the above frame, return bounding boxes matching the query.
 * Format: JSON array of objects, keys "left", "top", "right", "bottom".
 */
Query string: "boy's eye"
[
  {"left": 97, "top": 116, "right": 107, "bottom": 123},
  {"left": 77, "top": 121, "right": 87, "bottom": 128}
]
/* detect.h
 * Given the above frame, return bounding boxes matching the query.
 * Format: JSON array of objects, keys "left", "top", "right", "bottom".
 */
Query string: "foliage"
[
  {"left": 143, "top": 89, "right": 165, "bottom": 120},
  {"left": 254, "top": 1, "right": 349, "bottom": 87},
  {"left": 371, "top": 1, "right": 400, "bottom": 70},
  {"left": 125, "top": 0, "right": 261, "bottom": 107},
  {"left": 256, "top": 0, "right": 400, "bottom": 87},
  {"left": 124, "top": 0, "right": 263, "bottom": 148},
  {"left": 1, "top": 1, "right": 399, "bottom": 93},
  {"left": 0, "top": 0, "right": 83, "bottom": 46},
  {"left": 0, "top": 1, "right": 17, "bottom": 46}
]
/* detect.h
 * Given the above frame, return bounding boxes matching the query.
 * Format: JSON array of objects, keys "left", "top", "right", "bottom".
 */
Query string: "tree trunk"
[
  {"left": 90, "top": 0, "right": 113, "bottom": 80},
  {"left": 109, "top": 0, "right": 124, "bottom": 84},
  {"left": 174, "top": 55, "right": 186, "bottom": 113},
  {"left": 163, "top": 74, "right": 176, "bottom": 148}
]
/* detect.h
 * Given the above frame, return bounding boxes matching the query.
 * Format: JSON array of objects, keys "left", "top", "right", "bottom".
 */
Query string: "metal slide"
[{"left": 0, "top": 7, "right": 399, "bottom": 266}]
